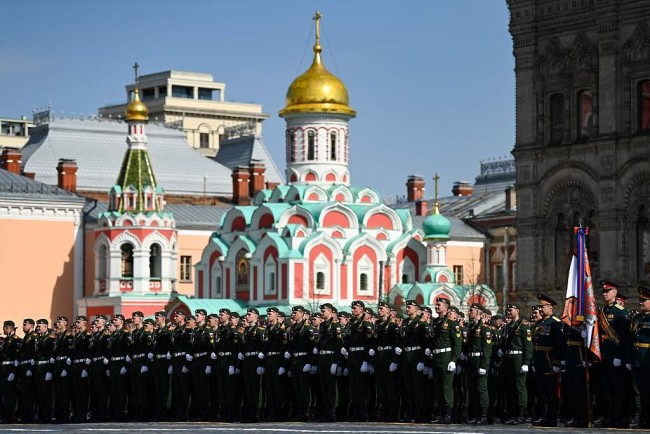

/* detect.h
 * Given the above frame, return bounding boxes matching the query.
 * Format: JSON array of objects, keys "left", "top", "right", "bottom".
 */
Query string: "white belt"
[
  {"left": 173, "top": 352, "right": 186, "bottom": 358},
  {"left": 92, "top": 357, "right": 104, "bottom": 362},
  {"left": 292, "top": 352, "right": 308, "bottom": 357},
  {"left": 55, "top": 356, "right": 67, "bottom": 361},
  {"left": 194, "top": 352, "right": 207, "bottom": 358},
  {"left": 433, "top": 347, "right": 451, "bottom": 354},
  {"left": 132, "top": 353, "right": 145, "bottom": 359},
  {"left": 405, "top": 346, "right": 421, "bottom": 352},
  {"left": 155, "top": 354, "right": 168, "bottom": 359},
  {"left": 267, "top": 352, "right": 281, "bottom": 356},
  {"left": 319, "top": 350, "right": 335, "bottom": 355},
  {"left": 20, "top": 360, "right": 34, "bottom": 366},
  {"left": 244, "top": 352, "right": 258, "bottom": 357},
  {"left": 111, "top": 356, "right": 125, "bottom": 361},
  {"left": 349, "top": 347, "right": 365, "bottom": 352},
  {"left": 377, "top": 346, "right": 393, "bottom": 351},
  {"left": 507, "top": 350, "right": 522, "bottom": 355},
  {"left": 37, "top": 360, "right": 51, "bottom": 365},
  {"left": 218, "top": 352, "right": 232, "bottom": 357},
  {"left": 1, "top": 361, "right": 14, "bottom": 365},
  {"left": 468, "top": 352, "right": 483, "bottom": 357},
  {"left": 73, "top": 358, "right": 86, "bottom": 364}
]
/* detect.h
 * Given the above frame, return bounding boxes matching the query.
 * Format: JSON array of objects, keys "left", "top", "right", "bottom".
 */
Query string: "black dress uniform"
[
  {"left": 108, "top": 318, "right": 131, "bottom": 421},
  {"left": 346, "top": 302, "right": 375, "bottom": 421},
  {"left": 0, "top": 322, "right": 21, "bottom": 423},
  {"left": 562, "top": 324, "right": 589, "bottom": 427},
  {"left": 170, "top": 315, "right": 193, "bottom": 421},
  {"left": 191, "top": 317, "right": 214, "bottom": 420},
  {"left": 240, "top": 308, "right": 266, "bottom": 422},
  {"left": 90, "top": 319, "right": 111, "bottom": 421},
  {"left": 34, "top": 321, "right": 56, "bottom": 423},
  {"left": 399, "top": 301, "right": 428, "bottom": 422},
  {"left": 630, "top": 286, "right": 650, "bottom": 429},
  {"left": 288, "top": 306, "right": 315, "bottom": 421},
  {"left": 263, "top": 308, "right": 288, "bottom": 422},
  {"left": 53, "top": 322, "right": 74, "bottom": 422},
  {"left": 18, "top": 321, "right": 37, "bottom": 423},
  {"left": 316, "top": 304, "right": 343, "bottom": 422},
  {"left": 464, "top": 305, "right": 493, "bottom": 424},
  {"left": 152, "top": 312, "right": 173, "bottom": 420},
  {"left": 452, "top": 312, "right": 469, "bottom": 423},
  {"left": 70, "top": 318, "right": 92, "bottom": 423},
  {"left": 502, "top": 307, "right": 533, "bottom": 424},
  {"left": 132, "top": 321, "right": 155, "bottom": 420},
  {"left": 374, "top": 305, "right": 401, "bottom": 422},
  {"left": 214, "top": 309, "right": 240, "bottom": 422}
]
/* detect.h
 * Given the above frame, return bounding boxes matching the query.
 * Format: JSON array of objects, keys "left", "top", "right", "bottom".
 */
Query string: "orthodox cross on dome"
[
  {"left": 133, "top": 62, "right": 140, "bottom": 84},
  {"left": 433, "top": 172, "right": 440, "bottom": 214},
  {"left": 313, "top": 11, "right": 323, "bottom": 49}
]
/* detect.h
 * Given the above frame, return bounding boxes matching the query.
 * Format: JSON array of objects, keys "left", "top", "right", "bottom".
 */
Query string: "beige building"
[
  {"left": 0, "top": 116, "right": 31, "bottom": 149},
  {"left": 99, "top": 70, "right": 270, "bottom": 157}
]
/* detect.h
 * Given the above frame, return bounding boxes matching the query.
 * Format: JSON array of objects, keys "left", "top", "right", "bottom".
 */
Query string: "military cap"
[
  {"left": 154, "top": 311, "right": 166, "bottom": 318},
  {"left": 278, "top": 311, "right": 288, "bottom": 318},
  {"left": 36, "top": 319, "right": 48, "bottom": 325},
  {"left": 292, "top": 305, "right": 306, "bottom": 313},
  {"left": 143, "top": 318, "right": 155, "bottom": 326},
  {"left": 303, "top": 309, "right": 311, "bottom": 316},
  {"left": 319, "top": 303, "right": 335, "bottom": 311},
  {"left": 482, "top": 307, "right": 492, "bottom": 315},
  {"left": 173, "top": 310, "right": 186, "bottom": 316},
  {"left": 3, "top": 320, "right": 15, "bottom": 327},
  {"left": 312, "top": 312, "right": 323, "bottom": 319},
  {"left": 75, "top": 315, "right": 88, "bottom": 322},
  {"left": 266, "top": 307, "right": 280, "bottom": 314},
  {"left": 458, "top": 311, "right": 465, "bottom": 319},
  {"left": 421, "top": 306, "right": 433, "bottom": 315},
  {"left": 231, "top": 312, "right": 240, "bottom": 319},
  {"left": 405, "top": 299, "right": 420, "bottom": 308},
  {"left": 599, "top": 279, "right": 619, "bottom": 292},
  {"left": 531, "top": 305, "right": 541, "bottom": 312},
  {"left": 492, "top": 314, "right": 504, "bottom": 321},
  {"left": 436, "top": 296, "right": 451, "bottom": 305},
  {"left": 247, "top": 307, "right": 260, "bottom": 315},
  {"left": 219, "top": 308, "right": 232, "bottom": 315},
  {"left": 56, "top": 316, "right": 68, "bottom": 322},
  {"left": 195, "top": 309, "right": 207, "bottom": 316},
  {"left": 125, "top": 318, "right": 134, "bottom": 325},
  {"left": 536, "top": 293, "right": 558, "bottom": 306},
  {"left": 639, "top": 286, "right": 650, "bottom": 301},
  {"left": 331, "top": 306, "right": 338, "bottom": 313},
  {"left": 113, "top": 314, "right": 126, "bottom": 321},
  {"left": 187, "top": 315, "right": 196, "bottom": 322},
  {"left": 131, "top": 311, "right": 144, "bottom": 318},
  {"left": 95, "top": 314, "right": 109, "bottom": 321},
  {"left": 469, "top": 302, "right": 484, "bottom": 311},
  {"left": 506, "top": 303, "right": 519, "bottom": 310},
  {"left": 449, "top": 306, "right": 460, "bottom": 315},
  {"left": 338, "top": 311, "right": 351, "bottom": 318},
  {"left": 23, "top": 318, "right": 35, "bottom": 325},
  {"left": 616, "top": 291, "right": 628, "bottom": 301},
  {"left": 207, "top": 313, "right": 219, "bottom": 320},
  {"left": 351, "top": 300, "right": 365, "bottom": 308},
  {"left": 378, "top": 301, "right": 391, "bottom": 309},
  {"left": 364, "top": 307, "right": 375, "bottom": 316}
]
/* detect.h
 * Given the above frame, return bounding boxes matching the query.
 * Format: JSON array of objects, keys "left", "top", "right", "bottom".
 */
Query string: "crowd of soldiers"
[{"left": 0, "top": 279, "right": 650, "bottom": 428}]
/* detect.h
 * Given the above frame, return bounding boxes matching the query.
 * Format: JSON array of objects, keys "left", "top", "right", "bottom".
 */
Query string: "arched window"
[
  {"left": 330, "top": 132, "right": 337, "bottom": 161},
  {"left": 578, "top": 90, "right": 592, "bottom": 139},
  {"left": 360, "top": 273, "right": 368, "bottom": 292},
  {"left": 290, "top": 131, "right": 297, "bottom": 162},
  {"left": 401, "top": 274, "right": 409, "bottom": 284},
  {"left": 121, "top": 243, "right": 134, "bottom": 278},
  {"left": 554, "top": 213, "right": 570, "bottom": 270},
  {"left": 98, "top": 245, "right": 107, "bottom": 278},
  {"left": 638, "top": 206, "right": 650, "bottom": 279},
  {"left": 550, "top": 93, "right": 564, "bottom": 144},
  {"left": 640, "top": 81, "right": 650, "bottom": 132},
  {"left": 149, "top": 243, "right": 161, "bottom": 279},
  {"left": 235, "top": 249, "right": 250, "bottom": 292},
  {"left": 307, "top": 131, "right": 315, "bottom": 161},
  {"left": 316, "top": 271, "right": 325, "bottom": 290}
]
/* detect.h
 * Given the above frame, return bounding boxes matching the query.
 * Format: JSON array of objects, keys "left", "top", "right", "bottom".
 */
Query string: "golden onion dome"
[
  {"left": 279, "top": 13, "right": 355, "bottom": 118},
  {"left": 125, "top": 88, "right": 149, "bottom": 122}
]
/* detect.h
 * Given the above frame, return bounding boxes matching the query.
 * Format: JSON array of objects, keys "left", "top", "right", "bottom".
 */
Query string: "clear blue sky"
[{"left": 0, "top": 0, "right": 514, "bottom": 199}]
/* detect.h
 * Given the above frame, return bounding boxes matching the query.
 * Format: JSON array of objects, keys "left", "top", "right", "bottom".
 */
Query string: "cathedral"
[{"left": 507, "top": 0, "right": 650, "bottom": 292}]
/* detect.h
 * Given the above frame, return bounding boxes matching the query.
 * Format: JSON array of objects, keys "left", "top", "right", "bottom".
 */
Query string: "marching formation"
[{"left": 1, "top": 281, "right": 650, "bottom": 428}]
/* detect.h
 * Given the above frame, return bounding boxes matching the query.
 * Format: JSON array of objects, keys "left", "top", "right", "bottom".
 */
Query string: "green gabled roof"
[
  {"left": 114, "top": 149, "right": 162, "bottom": 213},
  {"left": 261, "top": 232, "right": 290, "bottom": 257},
  {"left": 282, "top": 249, "right": 304, "bottom": 259},
  {"left": 208, "top": 234, "right": 230, "bottom": 256},
  {"left": 253, "top": 189, "right": 273, "bottom": 205},
  {"left": 230, "top": 206, "right": 257, "bottom": 224},
  {"left": 259, "top": 203, "right": 292, "bottom": 221},
  {"left": 348, "top": 186, "right": 381, "bottom": 201},
  {"left": 270, "top": 185, "right": 292, "bottom": 202},
  {"left": 394, "top": 209, "right": 412, "bottom": 228},
  {"left": 348, "top": 204, "right": 381, "bottom": 224},
  {"left": 233, "top": 234, "right": 256, "bottom": 251},
  {"left": 343, "top": 232, "right": 368, "bottom": 254},
  {"left": 283, "top": 224, "right": 305, "bottom": 236},
  {"left": 298, "top": 231, "right": 323, "bottom": 254},
  {"left": 285, "top": 185, "right": 309, "bottom": 203},
  {"left": 386, "top": 230, "right": 419, "bottom": 255},
  {"left": 297, "top": 202, "right": 329, "bottom": 222},
  {"left": 174, "top": 295, "right": 248, "bottom": 315}
]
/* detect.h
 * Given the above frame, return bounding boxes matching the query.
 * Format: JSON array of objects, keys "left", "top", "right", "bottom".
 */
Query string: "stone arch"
[
  {"left": 142, "top": 231, "right": 174, "bottom": 252},
  {"left": 320, "top": 204, "right": 358, "bottom": 229},
  {"left": 278, "top": 205, "right": 315, "bottom": 228},
  {"left": 363, "top": 204, "right": 403, "bottom": 231},
  {"left": 110, "top": 230, "right": 143, "bottom": 251}
]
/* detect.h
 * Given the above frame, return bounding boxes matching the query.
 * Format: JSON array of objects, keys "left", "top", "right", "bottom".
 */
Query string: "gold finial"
[
  {"left": 433, "top": 173, "right": 440, "bottom": 214},
  {"left": 313, "top": 11, "right": 323, "bottom": 53},
  {"left": 133, "top": 62, "right": 140, "bottom": 84}
]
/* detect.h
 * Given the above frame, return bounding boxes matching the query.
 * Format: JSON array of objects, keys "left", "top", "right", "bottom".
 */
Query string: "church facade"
[{"left": 507, "top": 1, "right": 650, "bottom": 291}]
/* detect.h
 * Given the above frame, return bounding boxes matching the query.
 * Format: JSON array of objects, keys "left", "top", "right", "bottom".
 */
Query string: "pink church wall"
[
  {"left": 352, "top": 245, "right": 377, "bottom": 301},
  {"left": 366, "top": 214, "right": 393, "bottom": 230},
  {"left": 322, "top": 211, "right": 350, "bottom": 228},
  {"left": 446, "top": 244, "right": 485, "bottom": 284}
]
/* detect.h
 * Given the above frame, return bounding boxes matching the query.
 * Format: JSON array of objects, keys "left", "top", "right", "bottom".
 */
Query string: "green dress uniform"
[
  {"left": 70, "top": 328, "right": 92, "bottom": 423},
  {"left": 0, "top": 330, "right": 21, "bottom": 423},
  {"left": 132, "top": 327, "right": 154, "bottom": 420},
  {"left": 465, "top": 318, "right": 492, "bottom": 424},
  {"left": 346, "top": 314, "right": 374, "bottom": 421},
  {"left": 240, "top": 321, "right": 266, "bottom": 422},
  {"left": 288, "top": 317, "right": 315, "bottom": 421},
  {"left": 263, "top": 320, "right": 287, "bottom": 421},
  {"left": 531, "top": 313, "right": 564, "bottom": 426},
  {"left": 34, "top": 329, "right": 56, "bottom": 423},
  {"left": 430, "top": 313, "right": 462, "bottom": 423},
  {"left": 452, "top": 321, "right": 469, "bottom": 423},
  {"left": 214, "top": 320, "right": 240, "bottom": 422},
  {"left": 90, "top": 326, "right": 111, "bottom": 421},
  {"left": 18, "top": 328, "right": 37, "bottom": 423},
  {"left": 170, "top": 324, "right": 193, "bottom": 421},
  {"left": 399, "top": 314, "right": 428, "bottom": 422},
  {"left": 191, "top": 323, "right": 214, "bottom": 420},
  {"left": 109, "top": 326, "right": 131, "bottom": 420},
  {"left": 630, "top": 286, "right": 650, "bottom": 429},
  {"left": 316, "top": 317, "right": 343, "bottom": 421},
  {"left": 152, "top": 322, "right": 173, "bottom": 419},
  {"left": 374, "top": 317, "right": 400, "bottom": 422},
  {"left": 53, "top": 329, "right": 74, "bottom": 422},
  {"left": 502, "top": 317, "right": 533, "bottom": 424}
]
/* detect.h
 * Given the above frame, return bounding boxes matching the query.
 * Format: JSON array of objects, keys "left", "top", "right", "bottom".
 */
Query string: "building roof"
[
  {"left": 214, "top": 135, "right": 284, "bottom": 185},
  {"left": 0, "top": 168, "right": 86, "bottom": 204},
  {"left": 21, "top": 118, "right": 234, "bottom": 196}
]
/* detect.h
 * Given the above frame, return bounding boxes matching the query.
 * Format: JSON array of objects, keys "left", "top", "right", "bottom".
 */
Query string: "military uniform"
[
  {"left": 53, "top": 321, "right": 74, "bottom": 422},
  {"left": 214, "top": 309, "right": 240, "bottom": 422},
  {"left": 452, "top": 313, "right": 469, "bottom": 423},
  {"left": 0, "top": 322, "right": 21, "bottom": 423},
  {"left": 170, "top": 313, "right": 193, "bottom": 421},
  {"left": 240, "top": 308, "right": 266, "bottom": 422},
  {"left": 70, "top": 318, "right": 92, "bottom": 423},
  {"left": 399, "top": 301, "right": 428, "bottom": 422},
  {"left": 288, "top": 306, "right": 315, "bottom": 421},
  {"left": 562, "top": 325, "right": 588, "bottom": 427},
  {"left": 316, "top": 304, "right": 343, "bottom": 422},
  {"left": 18, "top": 321, "right": 37, "bottom": 423},
  {"left": 263, "top": 308, "right": 288, "bottom": 421},
  {"left": 502, "top": 307, "right": 533, "bottom": 424},
  {"left": 152, "top": 312, "right": 172, "bottom": 419},
  {"left": 90, "top": 318, "right": 111, "bottom": 421},
  {"left": 346, "top": 302, "right": 374, "bottom": 421},
  {"left": 191, "top": 315, "right": 215, "bottom": 420},
  {"left": 374, "top": 306, "right": 400, "bottom": 422},
  {"left": 132, "top": 320, "right": 155, "bottom": 420},
  {"left": 630, "top": 286, "right": 650, "bottom": 429},
  {"left": 464, "top": 305, "right": 493, "bottom": 424},
  {"left": 108, "top": 317, "right": 131, "bottom": 421},
  {"left": 34, "top": 322, "right": 56, "bottom": 423}
]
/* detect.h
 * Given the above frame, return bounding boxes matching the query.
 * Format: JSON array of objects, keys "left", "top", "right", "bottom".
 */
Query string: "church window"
[
  {"left": 121, "top": 243, "right": 134, "bottom": 278},
  {"left": 357, "top": 255, "right": 373, "bottom": 295},
  {"left": 453, "top": 265, "right": 464, "bottom": 284},
  {"left": 265, "top": 256, "right": 277, "bottom": 295},
  {"left": 307, "top": 131, "right": 315, "bottom": 160},
  {"left": 550, "top": 93, "right": 564, "bottom": 144},
  {"left": 98, "top": 245, "right": 107, "bottom": 279},
  {"left": 330, "top": 132, "right": 337, "bottom": 160},
  {"left": 577, "top": 90, "right": 592, "bottom": 139},
  {"left": 180, "top": 255, "right": 192, "bottom": 282},
  {"left": 214, "top": 276, "right": 222, "bottom": 297},
  {"left": 290, "top": 131, "right": 297, "bottom": 162},
  {"left": 313, "top": 253, "right": 330, "bottom": 295},
  {"left": 401, "top": 274, "right": 409, "bottom": 284},
  {"left": 149, "top": 243, "right": 162, "bottom": 279},
  {"left": 316, "top": 272, "right": 325, "bottom": 291},
  {"left": 235, "top": 249, "right": 250, "bottom": 292},
  {"left": 639, "top": 81, "right": 650, "bottom": 132},
  {"left": 360, "top": 273, "right": 368, "bottom": 292},
  {"left": 637, "top": 206, "right": 650, "bottom": 280},
  {"left": 200, "top": 132, "right": 209, "bottom": 149}
]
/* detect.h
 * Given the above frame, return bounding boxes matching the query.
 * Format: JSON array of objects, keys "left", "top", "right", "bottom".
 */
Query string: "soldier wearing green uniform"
[
  {"left": 108, "top": 314, "right": 131, "bottom": 421},
  {"left": 152, "top": 311, "right": 172, "bottom": 420},
  {"left": 190, "top": 309, "right": 214, "bottom": 420},
  {"left": 70, "top": 316, "right": 91, "bottom": 423},
  {"left": 502, "top": 303, "right": 532, "bottom": 424},
  {"left": 430, "top": 296, "right": 462, "bottom": 424},
  {"left": 34, "top": 319, "right": 56, "bottom": 423},
  {"left": 90, "top": 315, "right": 111, "bottom": 422},
  {"left": 374, "top": 301, "right": 400, "bottom": 422},
  {"left": 0, "top": 320, "right": 21, "bottom": 424},
  {"left": 594, "top": 279, "right": 630, "bottom": 428},
  {"left": 314, "top": 303, "right": 343, "bottom": 422},
  {"left": 344, "top": 300, "right": 375, "bottom": 422},
  {"left": 52, "top": 316, "right": 73, "bottom": 423},
  {"left": 240, "top": 308, "right": 266, "bottom": 423},
  {"left": 18, "top": 319, "right": 37, "bottom": 423},
  {"left": 214, "top": 308, "right": 241, "bottom": 422},
  {"left": 465, "top": 303, "right": 493, "bottom": 425},
  {"left": 562, "top": 320, "right": 588, "bottom": 427},
  {"left": 288, "top": 305, "right": 316, "bottom": 422},
  {"left": 399, "top": 300, "right": 428, "bottom": 423},
  {"left": 263, "top": 307, "right": 287, "bottom": 421},
  {"left": 631, "top": 286, "right": 650, "bottom": 429},
  {"left": 452, "top": 309, "right": 468, "bottom": 423}
]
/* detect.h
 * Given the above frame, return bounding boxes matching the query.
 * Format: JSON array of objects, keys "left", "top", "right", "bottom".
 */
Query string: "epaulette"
[
  {"left": 521, "top": 319, "right": 530, "bottom": 326},
  {"left": 615, "top": 304, "right": 624, "bottom": 310},
  {"left": 552, "top": 316, "right": 561, "bottom": 322}
]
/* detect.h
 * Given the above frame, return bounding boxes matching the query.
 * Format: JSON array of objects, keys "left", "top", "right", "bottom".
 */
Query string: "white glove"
[
  {"left": 581, "top": 330, "right": 587, "bottom": 338},
  {"left": 552, "top": 365, "right": 561, "bottom": 373},
  {"left": 520, "top": 364, "right": 529, "bottom": 373},
  {"left": 26, "top": 370, "right": 33, "bottom": 377},
  {"left": 228, "top": 365, "right": 235, "bottom": 376},
  {"left": 50, "top": 358, "right": 55, "bottom": 364},
  {"left": 85, "top": 358, "right": 91, "bottom": 365},
  {"left": 7, "top": 373, "right": 15, "bottom": 382},
  {"left": 258, "top": 352, "right": 265, "bottom": 360},
  {"left": 425, "top": 348, "right": 432, "bottom": 357},
  {"left": 120, "top": 367, "right": 127, "bottom": 375},
  {"left": 613, "top": 358, "right": 622, "bottom": 367},
  {"left": 561, "top": 360, "right": 566, "bottom": 366},
  {"left": 140, "top": 366, "right": 148, "bottom": 374},
  {"left": 211, "top": 352, "right": 217, "bottom": 360},
  {"left": 257, "top": 367, "right": 265, "bottom": 376},
  {"left": 340, "top": 347, "right": 348, "bottom": 358},
  {"left": 394, "top": 347, "right": 403, "bottom": 356},
  {"left": 582, "top": 361, "right": 591, "bottom": 368},
  {"left": 30, "top": 360, "right": 35, "bottom": 366},
  {"left": 368, "top": 349, "right": 376, "bottom": 357},
  {"left": 45, "top": 372, "right": 53, "bottom": 381},
  {"left": 310, "top": 365, "right": 317, "bottom": 375},
  {"left": 360, "top": 361, "right": 369, "bottom": 373},
  {"left": 284, "top": 351, "right": 291, "bottom": 359},
  {"left": 447, "top": 361, "right": 456, "bottom": 372},
  {"left": 497, "top": 349, "right": 504, "bottom": 358},
  {"left": 278, "top": 367, "right": 286, "bottom": 376},
  {"left": 167, "top": 366, "right": 173, "bottom": 375},
  {"left": 166, "top": 352, "right": 172, "bottom": 360},
  {"left": 13, "top": 360, "right": 18, "bottom": 367},
  {"left": 313, "top": 347, "right": 319, "bottom": 355},
  {"left": 478, "top": 368, "right": 487, "bottom": 376},
  {"left": 147, "top": 353, "right": 154, "bottom": 361},
  {"left": 205, "top": 366, "right": 212, "bottom": 375},
  {"left": 455, "top": 365, "right": 463, "bottom": 375},
  {"left": 235, "top": 368, "right": 240, "bottom": 374},
  {"left": 61, "top": 369, "right": 67, "bottom": 378},
  {"left": 106, "top": 370, "right": 110, "bottom": 377},
  {"left": 459, "top": 353, "right": 467, "bottom": 361},
  {"left": 103, "top": 357, "right": 109, "bottom": 365},
  {"left": 287, "top": 370, "right": 292, "bottom": 378},
  {"left": 237, "top": 352, "right": 244, "bottom": 361},
  {"left": 66, "top": 358, "right": 72, "bottom": 366},
  {"left": 181, "top": 366, "right": 189, "bottom": 374},
  {"left": 81, "top": 370, "right": 88, "bottom": 378},
  {"left": 416, "top": 362, "right": 425, "bottom": 372},
  {"left": 343, "top": 368, "right": 349, "bottom": 376},
  {"left": 389, "top": 362, "right": 398, "bottom": 372},
  {"left": 427, "top": 367, "right": 434, "bottom": 379},
  {"left": 532, "top": 365, "right": 536, "bottom": 373},
  {"left": 186, "top": 354, "right": 194, "bottom": 362},
  {"left": 303, "top": 364, "right": 311, "bottom": 373},
  {"left": 330, "top": 363, "right": 338, "bottom": 375},
  {"left": 125, "top": 355, "right": 131, "bottom": 363},
  {"left": 626, "top": 363, "right": 633, "bottom": 371}
]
